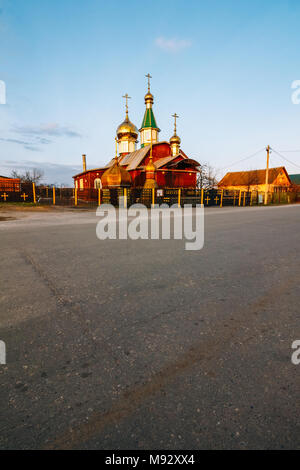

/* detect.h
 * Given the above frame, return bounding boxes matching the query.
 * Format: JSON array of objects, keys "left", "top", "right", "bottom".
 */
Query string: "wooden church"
[{"left": 73, "top": 75, "right": 200, "bottom": 190}]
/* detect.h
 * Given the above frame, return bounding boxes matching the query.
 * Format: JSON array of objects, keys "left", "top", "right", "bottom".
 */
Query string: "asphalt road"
[{"left": 0, "top": 205, "right": 300, "bottom": 450}]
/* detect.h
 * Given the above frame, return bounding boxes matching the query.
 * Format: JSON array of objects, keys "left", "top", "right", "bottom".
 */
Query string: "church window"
[
  {"left": 80, "top": 179, "right": 84, "bottom": 189},
  {"left": 94, "top": 178, "right": 102, "bottom": 189}
]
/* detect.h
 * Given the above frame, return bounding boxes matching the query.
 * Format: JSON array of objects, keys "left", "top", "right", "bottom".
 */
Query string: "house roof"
[
  {"left": 289, "top": 174, "right": 300, "bottom": 185},
  {"left": 218, "top": 167, "right": 291, "bottom": 187}
]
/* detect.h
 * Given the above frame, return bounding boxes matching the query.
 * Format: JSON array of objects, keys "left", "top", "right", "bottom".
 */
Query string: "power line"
[
  {"left": 270, "top": 148, "right": 300, "bottom": 170},
  {"left": 220, "top": 147, "right": 265, "bottom": 171}
]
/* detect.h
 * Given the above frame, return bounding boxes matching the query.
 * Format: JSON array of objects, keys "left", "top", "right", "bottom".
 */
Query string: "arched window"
[{"left": 94, "top": 178, "right": 102, "bottom": 189}]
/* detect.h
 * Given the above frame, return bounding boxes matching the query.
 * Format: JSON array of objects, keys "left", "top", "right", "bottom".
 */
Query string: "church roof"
[
  {"left": 169, "top": 158, "right": 200, "bottom": 169},
  {"left": 140, "top": 108, "right": 159, "bottom": 130},
  {"left": 74, "top": 143, "right": 194, "bottom": 178},
  {"left": 105, "top": 142, "right": 173, "bottom": 171},
  {"left": 104, "top": 146, "right": 150, "bottom": 171},
  {"left": 154, "top": 155, "right": 180, "bottom": 169},
  {"left": 218, "top": 167, "right": 291, "bottom": 187},
  {"left": 121, "top": 146, "right": 150, "bottom": 170},
  {"left": 0, "top": 175, "right": 18, "bottom": 179}
]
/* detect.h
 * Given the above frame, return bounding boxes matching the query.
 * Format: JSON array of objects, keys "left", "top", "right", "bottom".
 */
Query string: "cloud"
[
  {"left": 0, "top": 123, "right": 81, "bottom": 152},
  {"left": 155, "top": 37, "right": 192, "bottom": 53},
  {"left": 0, "top": 136, "right": 51, "bottom": 152},
  {"left": 0, "top": 137, "right": 31, "bottom": 146},
  {"left": 23, "top": 146, "right": 41, "bottom": 152},
  {"left": 14, "top": 123, "right": 82, "bottom": 138},
  {"left": 0, "top": 137, "right": 51, "bottom": 146}
]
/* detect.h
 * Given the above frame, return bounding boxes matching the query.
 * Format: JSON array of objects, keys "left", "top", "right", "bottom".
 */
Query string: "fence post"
[
  {"left": 32, "top": 183, "right": 36, "bottom": 204},
  {"left": 152, "top": 188, "right": 155, "bottom": 207},
  {"left": 98, "top": 188, "right": 101, "bottom": 206},
  {"left": 124, "top": 188, "right": 127, "bottom": 208},
  {"left": 75, "top": 188, "right": 78, "bottom": 206},
  {"left": 238, "top": 190, "right": 242, "bottom": 206},
  {"left": 250, "top": 191, "right": 253, "bottom": 206},
  {"left": 220, "top": 189, "right": 223, "bottom": 208},
  {"left": 178, "top": 188, "right": 181, "bottom": 208},
  {"left": 201, "top": 188, "right": 204, "bottom": 205},
  {"left": 53, "top": 186, "right": 56, "bottom": 205},
  {"left": 243, "top": 192, "right": 246, "bottom": 206}
]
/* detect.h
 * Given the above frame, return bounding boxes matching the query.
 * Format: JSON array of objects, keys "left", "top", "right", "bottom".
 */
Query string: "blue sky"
[{"left": 1, "top": 0, "right": 300, "bottom": 184}]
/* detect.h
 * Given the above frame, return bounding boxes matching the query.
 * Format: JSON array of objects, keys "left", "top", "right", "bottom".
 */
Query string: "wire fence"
[{"left": 0, "top": 184, "right": 300, "bottom": 207}]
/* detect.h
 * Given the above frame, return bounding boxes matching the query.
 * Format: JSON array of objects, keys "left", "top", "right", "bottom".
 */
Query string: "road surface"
[{"left": 0, "top": 205, "right": 299, "bottom": 449}]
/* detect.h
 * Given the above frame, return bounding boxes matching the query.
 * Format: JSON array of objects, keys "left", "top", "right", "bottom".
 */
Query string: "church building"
[{"left": 73, "top": 75, "right": 200, "bottom": 190}]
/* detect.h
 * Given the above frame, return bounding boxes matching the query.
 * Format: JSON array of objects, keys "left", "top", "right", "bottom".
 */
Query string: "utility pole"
[{"left": 264, "top": 145, "right": 270, "bottom": 205}]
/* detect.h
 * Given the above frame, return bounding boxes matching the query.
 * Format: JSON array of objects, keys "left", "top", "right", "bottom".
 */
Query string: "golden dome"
[
  {"left": 170, "top": 133, "right": 181, "bottom": 145},
  {"left": 144, "top": 92, "right": 154, "bottom": 105},
  {"left": 145, "top": 158, "right": 156, "bottom": 173},
  {"left": 101, "top": 160, "right": 132, "bottom": 188},
  {"left": 116, "top": 116, "right": 138, "bottom": 140}
]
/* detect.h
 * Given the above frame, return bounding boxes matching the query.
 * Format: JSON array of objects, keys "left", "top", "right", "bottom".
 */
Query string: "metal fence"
[
  {"left": 1, "top": 184, "right": 300, "bottom": 208},
  {"left": 0, "top": 182, "right": 34, "bottom": 203}
]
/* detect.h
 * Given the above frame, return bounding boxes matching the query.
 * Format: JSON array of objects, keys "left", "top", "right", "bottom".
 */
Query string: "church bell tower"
[{"left": 140, "top": 74, "right": 160, "bottom": 148}]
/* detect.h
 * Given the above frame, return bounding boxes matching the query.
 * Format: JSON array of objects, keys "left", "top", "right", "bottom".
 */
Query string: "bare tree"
[
  {"left": 11, "top": 168, "right": 44, "bottom": 185},
  {"left": 197, "top": 163, "right": 219, "bottom": 189}
]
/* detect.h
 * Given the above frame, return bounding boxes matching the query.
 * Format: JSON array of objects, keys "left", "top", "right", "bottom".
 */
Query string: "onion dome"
[
  {"left": 102, "top": 139, "right": 132, "bottom": 188},
  {"left": 101, "top": 160, "right": 132, "bottom": 188},
  {"left": 116, "top": 115, "right": 138, "bottom": 141},
  {"left": 144, "top": 147, "right": 157, "bottom": 189},
  {"left": 170, "top": 133, "right": 181, "bottom": 146},
  {"left": 144, "top": 91, "right": 154, "bottom": 106},
  {"left": 145, "top": 158, "right": 156, "bottom": 174},
  {"left": 169, "top": 113, "right": 181, "bottom": 156}
]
